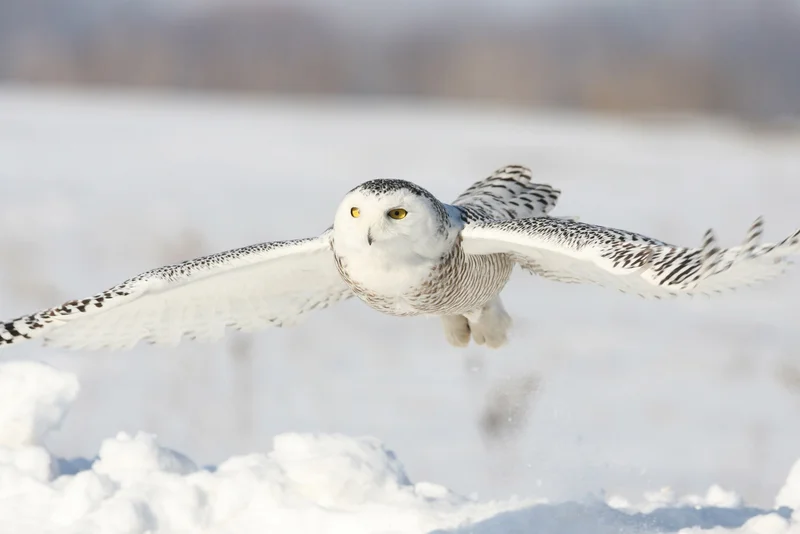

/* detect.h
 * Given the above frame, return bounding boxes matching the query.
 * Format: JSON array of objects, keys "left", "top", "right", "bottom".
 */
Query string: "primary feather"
[
  {"left": 0, "top": 231, "right": 351, "bottom": 350},
  {"left": 461, "top": 216, "right": 800, "bottom": 298}
]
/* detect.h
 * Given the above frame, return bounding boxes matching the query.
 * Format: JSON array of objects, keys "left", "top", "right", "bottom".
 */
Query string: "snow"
[
  {"left": 1, "top": 85, "right": 800, "bottom": 531},
  {"left": 0, "top": 361, "right": 524, "bottom": 533},
  {"left": 777, "top": 461, "right": 800, "bottom": 511},
  {"left": 0, "top": 360, "right": 798, "bottom": 533},
  {"left": 0, "top": 361, "right": 79, "bottom": 447}
]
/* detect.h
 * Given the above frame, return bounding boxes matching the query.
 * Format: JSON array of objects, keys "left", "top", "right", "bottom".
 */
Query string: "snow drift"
[{"left": 0, "top": 361, "right": 798, "bottom": 534}]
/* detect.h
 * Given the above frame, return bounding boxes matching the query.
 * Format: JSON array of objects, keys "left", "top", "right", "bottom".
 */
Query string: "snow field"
[{"left": 1, "top": 360, "right": 800, "bottom": 533}]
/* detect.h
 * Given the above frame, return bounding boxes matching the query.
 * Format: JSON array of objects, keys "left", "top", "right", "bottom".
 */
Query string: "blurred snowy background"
[{"left": 1, "top": 0, "right": 800, "bottom": 530}]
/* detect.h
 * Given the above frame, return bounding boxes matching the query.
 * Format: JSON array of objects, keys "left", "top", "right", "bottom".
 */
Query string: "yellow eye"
[
  {"left": 388, "top": 208, "right": 407, "bottom": 220},
  {"left": 350, "top": 207, "right": 360, "bottom": 218}
]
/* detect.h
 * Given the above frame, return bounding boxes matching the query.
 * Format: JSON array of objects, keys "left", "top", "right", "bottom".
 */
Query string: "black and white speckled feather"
[
  {"left": 453, "top": 165, "right": 560, "bottom": 223},
  {"left": 461, "top": 216, "right": 800, "bottom": 298},
  {"left": 0, "top": 231, "right": 351, "bottom": 350}
]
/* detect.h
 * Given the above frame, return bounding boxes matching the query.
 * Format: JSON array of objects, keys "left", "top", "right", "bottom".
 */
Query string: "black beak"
[{"left": 367, "top": 230, "right": 373, "bottom": 246}]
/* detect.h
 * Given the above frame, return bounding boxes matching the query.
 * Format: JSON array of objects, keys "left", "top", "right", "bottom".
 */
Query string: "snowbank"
[
  {"left": 0, "top": 360, "right": 799, "bottom": 534},
  {"left": 0, "top": 361, "right": 79, "bottom": 448}
]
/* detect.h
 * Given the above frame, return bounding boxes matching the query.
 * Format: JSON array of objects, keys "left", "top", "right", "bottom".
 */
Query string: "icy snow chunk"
[
  {"left": 776, "top": 458, "right": 800, "bottom": 510},
  {"left": 93, "top": 431, "right": 197, "bottom": 484},
  {"left": 206, "top": 453, "right": 285, "bottom": 521},
  {"left": 739, "top": 512, "right": 790, "bottom": 534},
  {"left": 608, "top": 483, "right": 742, "bottom": 514},
  {"left": 87, "top": 432, "right": 207, "bottom": 532},
  {"left": 67, "top": 495, "right": 156, "bottom": 534},
  {"left": 632, "top": 486, "right": 678, "bottom": 512},
  {"left": 606, "top": 494, "right": 632, "bottom": 510},
  {"left": 269, "top": 433, "right": 412, "bottom": 508},
  {"left": 672, "top": 484, "right": 743, "bottom": 509},
  {"left": 0, "top": 361, "right": 79, "bottom": 447},
  {"left": 703, "top": 484, "right": 742, "bottom": 509},
  {"left": 0, "top": 447, "right": 56, "bottom": 505},
  {"left": 51, "top": 470, "right": 116, "bottom": 526},
  {"left": 0, "top": 445, "right": 56, "bottom": 483},
  {"left": 414, "top": 481, "right": 461, "bottom": 501},
  {"left": 83, "top": 471, "right": 209, "bottom": 534}
]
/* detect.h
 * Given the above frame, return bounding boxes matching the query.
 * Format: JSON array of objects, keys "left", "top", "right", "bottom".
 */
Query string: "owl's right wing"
[
  {"left": 0, "top": 229, "right": 353, "bottom": 351},
  {"left": 461, "top": 216, "right": 800, "bottom": 298}
]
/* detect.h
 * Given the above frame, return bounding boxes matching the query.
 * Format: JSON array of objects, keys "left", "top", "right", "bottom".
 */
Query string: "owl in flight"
[{"left": 1, "top": 165, "right": 798, "bottom": 351}]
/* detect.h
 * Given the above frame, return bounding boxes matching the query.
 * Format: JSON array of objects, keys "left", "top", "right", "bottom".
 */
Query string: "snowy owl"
[{"left": 1, "top": 165, "right": 799, "bottom": 351}]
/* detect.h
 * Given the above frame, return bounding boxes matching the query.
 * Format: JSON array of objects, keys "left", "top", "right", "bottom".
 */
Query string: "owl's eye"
[
  {"left": 350, "top": 207, "right": 360, "bottom": 218},
  {"left": 388, "top": 208, "right": 408, "bottom": 220}
]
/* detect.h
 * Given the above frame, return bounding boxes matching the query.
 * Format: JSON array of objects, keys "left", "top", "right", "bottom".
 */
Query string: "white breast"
[{"left": 340, "top": 247, "right": 435, "bottom": 297}]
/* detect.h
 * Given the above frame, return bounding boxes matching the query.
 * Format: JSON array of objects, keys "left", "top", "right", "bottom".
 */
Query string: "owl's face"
[{"left": 332, "top": 179, "right": 454, "bottom": 261}]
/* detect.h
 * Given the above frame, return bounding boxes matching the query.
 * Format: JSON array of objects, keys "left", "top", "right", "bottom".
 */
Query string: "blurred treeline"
[{"left": 1, "top": 0, "right": 799, "bottom": 122}]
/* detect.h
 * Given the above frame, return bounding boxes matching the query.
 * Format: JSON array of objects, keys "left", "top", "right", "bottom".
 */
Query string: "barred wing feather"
[
  {"left": 461, "top": 217, "right": 800, "bottom": 298},
  {"left": 453, "top": 165, "right": 561, "bottom": 222},
  {"left": 0, "top": 231, "right": 352, "bottom": 350}
]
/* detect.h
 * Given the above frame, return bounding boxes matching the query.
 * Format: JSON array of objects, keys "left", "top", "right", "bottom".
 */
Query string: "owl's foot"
[
  {"left": 441, "top": 297, "right": 512, "bottom": 349},
  {"left": 441, "top": 314, "right": 471, "bottom": 347}
]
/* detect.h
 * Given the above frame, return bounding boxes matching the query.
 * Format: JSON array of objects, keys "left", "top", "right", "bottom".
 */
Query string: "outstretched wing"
[
  {"left": 461, "top": 216, "right": 800, "bottom": 298},
  {"left": 452, "top": 165, "right": 561, "bottom": 222},
  {"left": 0, "top": 230, "right": 352, "bottom": 350}
]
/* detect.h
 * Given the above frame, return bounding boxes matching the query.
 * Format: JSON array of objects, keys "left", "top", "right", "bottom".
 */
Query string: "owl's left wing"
[
  {"left": 461, "top": 217, "right": 800, "bottom": 298},
  {"left": 0, "top": 229, "right": 352, "bottom": 351},
  {"left": 453, "top": 165, "right": 561, "bottom": 222}
]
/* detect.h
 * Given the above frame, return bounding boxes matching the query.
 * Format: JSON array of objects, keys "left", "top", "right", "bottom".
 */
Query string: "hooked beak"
[{"left": 367, "top": 229, "right": 373, "bottom": 246}]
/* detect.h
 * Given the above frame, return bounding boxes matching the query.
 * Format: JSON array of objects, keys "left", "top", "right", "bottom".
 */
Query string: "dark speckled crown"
[
  {"left": 351, "top": 179, "right": 451, "bottom": 234},
  {"left": 352, "top": 179, "right": 433, "bottom": 199}
]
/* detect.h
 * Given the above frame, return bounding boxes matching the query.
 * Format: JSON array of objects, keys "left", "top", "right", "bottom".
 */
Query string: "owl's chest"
[{"left": 333, "top": 250, "right": 443, "bottom": 315}]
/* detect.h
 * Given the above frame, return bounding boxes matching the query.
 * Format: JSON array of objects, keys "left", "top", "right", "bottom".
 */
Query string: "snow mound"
[
  {"left": 267, "top": 432, "right": 412, "bottom": 507},
  {"left": 0, "top": 361, "right": 79, "bottom": 448},
  {"left": 0, "top": 360, "right": 799, "bottom": 534},
  {"left": 777, "top": 459, "right": 800, "bottom": 511},
  {"left": 93, "top": 431, "right": 197, "bottom": 484},
  {"left": 607, "top": 483, "right": 743, "bottom": 513}
]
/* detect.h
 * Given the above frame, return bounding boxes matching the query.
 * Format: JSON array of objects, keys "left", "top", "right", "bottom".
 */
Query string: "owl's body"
[
  {"left": 334, "top": 228, "right": 516, "bottom": 346},
  {"left": 1, "top": 164, "right": 799, "bottom": 351},
  {"left": 333, "top": 242, "right": 511, "bottom": 318},
  {"left": 329, "top": 170, "right": 558, "bottom": 346}
]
